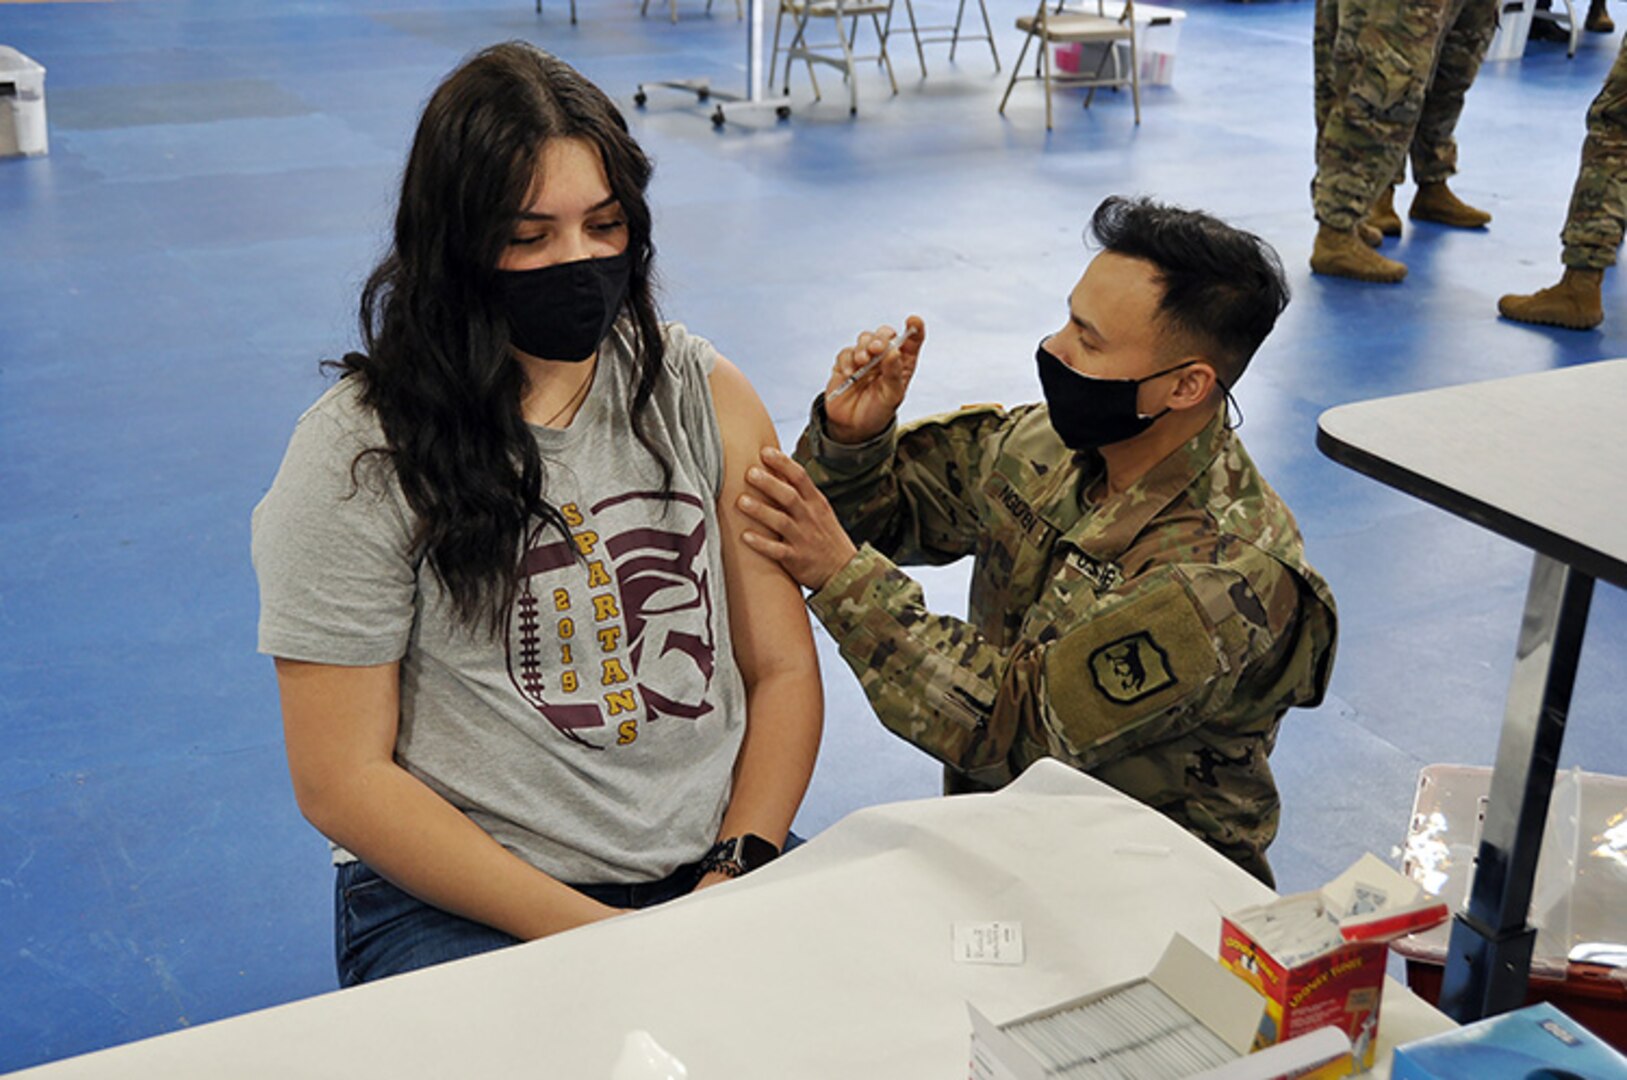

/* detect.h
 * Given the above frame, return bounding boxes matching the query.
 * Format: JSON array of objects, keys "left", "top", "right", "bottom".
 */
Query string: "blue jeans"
[
  {"left": 334, "top": 858, "right": 704, "bottom": 987},
  {"left": 334, "top": 833, "right": 805, "bottom": 986}
]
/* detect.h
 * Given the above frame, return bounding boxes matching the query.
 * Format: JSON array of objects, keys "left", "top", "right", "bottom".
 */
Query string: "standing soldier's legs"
[
  {"left": 1408, "top": 0, "right": 1498, "bottom": 226},
  {"left": 1587, "top": 0, "right": 1613, "bottom": 33},
  {"left": 1318, "top": 0, "right": 1387, "bottom": 245},
  {"left": 1366, "top": 175, "right": 1404, "bottom": 236},
  {"left": 1313, "top": 0, "right": 1424, "bottom": 231},
  {"left": 1499, "top": 41, "right": 1627, "bottom": 329},
  {"left": 1314, "top": 0, "right": 1339, "bottom": 136},
  {"left": 1561, "top": 41, "right": 1627, "bottom": 270},
  {"left": 1312, "top": 0, "right": 1450, "bottom": 280}
]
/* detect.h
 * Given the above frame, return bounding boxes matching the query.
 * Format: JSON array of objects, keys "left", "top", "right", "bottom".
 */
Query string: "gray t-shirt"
[{"left": 252, "top": 323, "right": 747, "bottom": 884}]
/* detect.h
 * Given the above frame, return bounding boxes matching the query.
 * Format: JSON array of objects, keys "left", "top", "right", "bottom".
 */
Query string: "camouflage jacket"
[{"left": 795, "top": 399, "right": 1338, "bottom": 885}]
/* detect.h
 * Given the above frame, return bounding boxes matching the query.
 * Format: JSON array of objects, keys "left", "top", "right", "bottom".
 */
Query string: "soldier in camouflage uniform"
[
  {"left": 1499, "top": 40, "right": 1627, "bottom": 330},
  {"left": 736, "top": 198, "right": 1337, "bottom": 885},
  {"left": 1310, "top": 0, "right": 1499, "bottom": 283}
]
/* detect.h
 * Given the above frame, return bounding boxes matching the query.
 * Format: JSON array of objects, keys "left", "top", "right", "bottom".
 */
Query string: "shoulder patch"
[
  {"left": 1088, "top": 631, "right": 1176, "bottom": 704},
  {"left": 1042, "top": 572, "right": 1221, "bottom": 761}
]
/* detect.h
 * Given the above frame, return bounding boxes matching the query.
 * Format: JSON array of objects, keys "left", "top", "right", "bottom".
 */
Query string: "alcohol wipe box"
[{"left": 1219, "top": 854, "right": 1449, "bottom": 1075}]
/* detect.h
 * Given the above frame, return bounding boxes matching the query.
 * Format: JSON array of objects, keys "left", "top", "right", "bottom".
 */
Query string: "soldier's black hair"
[{"left": 1087, "top": 196, "right": 1289, "bottom": 387}]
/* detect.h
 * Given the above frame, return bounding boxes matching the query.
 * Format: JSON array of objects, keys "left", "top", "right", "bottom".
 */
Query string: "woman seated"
[{"left": 252, "top": 42, "right": 822, "bottom": 985}]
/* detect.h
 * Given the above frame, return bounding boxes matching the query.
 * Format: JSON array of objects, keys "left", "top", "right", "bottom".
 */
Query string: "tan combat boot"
[
  {"left": 1358, "top": 221, "right": 1384, "bottom": 248},
  {"left": 1409, "top": 181, "right": 1491, "bottom": 228},
  {"left": 1497, "top": 269, "right": 1605, "bottom": 329},
  {"left": 1364, "top": 185, "right": 1403, "bottom": 237},
  {"left": 1311, "top": 224, "right": 1408, "bottom": 283},
  {"left": 1586, "top": 0, "right": 1613, "bottom": 32}
]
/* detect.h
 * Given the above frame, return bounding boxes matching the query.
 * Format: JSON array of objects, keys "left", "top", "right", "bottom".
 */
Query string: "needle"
[{"left": 827, "top": 323, "right": 918, "bottom": 400}]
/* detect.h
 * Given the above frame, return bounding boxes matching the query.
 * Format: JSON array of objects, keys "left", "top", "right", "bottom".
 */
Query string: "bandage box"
[
  {"left": 969, "top": 935, "right": 1354, "bottom": 1080},
  {"left": 0, "top": 46, "right": 48, "bottom": 158},
  {"left": 1219, "top": 854, "right": 1450, "bottom": 1075},
  {"left": 1390, "top": 1001, "right": 1627, "bottom": 1078}
]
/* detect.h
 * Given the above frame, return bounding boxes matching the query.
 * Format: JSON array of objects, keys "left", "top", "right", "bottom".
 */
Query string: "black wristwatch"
[{"left": 699, "top": 834, "right": 781, "bottom": 879}]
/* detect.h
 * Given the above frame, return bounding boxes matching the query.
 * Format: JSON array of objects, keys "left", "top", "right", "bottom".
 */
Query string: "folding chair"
[
  {"left": 535, "top": 0, "right": 578, "bottom": 21},
  {"left": 771, "top": 0, "right": 898, "bottom": 115},
  {"left": 885, "top": 0, "right": 1001, "bottom": 76},
  {"left": 1000, "top": 0, "right": 1140, "bottom": 130},
  {"left": 1532, "top": 0, "right": 1585, "bottom": 56},
  {"left": 642, "top": 0, "right": 744, "bottom": 22}
]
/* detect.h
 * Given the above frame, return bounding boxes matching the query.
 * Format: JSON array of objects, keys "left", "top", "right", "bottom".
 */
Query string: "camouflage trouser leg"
[
  {"left": 1313, "top": 0, "right": 1456, "bottom": 229},
  {"left": 1314, "top": 0, "right": 1341, "bottom": 138},
  {"left": 1314, "top": 0, "right": 1379, "bottom": 129},
  {"left": 1409, "top": 0, "right": 1498, "bottom": 183},
  {"left": 1562, "top": 40, "right": 1627, "bottom": 270}
]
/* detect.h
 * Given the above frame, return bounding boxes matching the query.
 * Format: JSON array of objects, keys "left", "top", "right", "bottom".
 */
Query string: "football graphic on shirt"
[{"left": 505, "top": 490, "right": 716, "bottom": 749}]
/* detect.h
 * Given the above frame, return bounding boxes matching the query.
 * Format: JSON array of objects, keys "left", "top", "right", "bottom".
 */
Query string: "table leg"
[{"left": 1436, "top": 552, "right": 1594, "bottom": 1022}]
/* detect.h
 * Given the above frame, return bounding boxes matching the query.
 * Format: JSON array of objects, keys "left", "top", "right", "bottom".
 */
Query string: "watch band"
[{"left": 700, "top": 833, "right": 781, "bottom": 878}]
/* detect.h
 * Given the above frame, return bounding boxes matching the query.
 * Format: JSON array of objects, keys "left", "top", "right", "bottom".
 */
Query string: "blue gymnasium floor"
[{"left": 1, "top": 0, "right": 1624, "bottom": 1071}]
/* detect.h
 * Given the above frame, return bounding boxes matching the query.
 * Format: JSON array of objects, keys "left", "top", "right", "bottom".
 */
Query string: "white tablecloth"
[{"left": 16, "top": 761, "right": 1452, "bottom": 1078}]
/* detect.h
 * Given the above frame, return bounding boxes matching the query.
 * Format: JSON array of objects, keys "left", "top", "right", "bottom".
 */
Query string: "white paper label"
[{"left": 953, "top": 921, "right": 1025, "bottom": 965}]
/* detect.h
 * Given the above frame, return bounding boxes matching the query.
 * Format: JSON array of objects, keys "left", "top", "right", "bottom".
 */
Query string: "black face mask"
[
  {"left": 1035, "top": 341, "right": 1195, "bottom": 451},
  {"left": 496, "top": 251, "right": 632, "bottom": 363}
]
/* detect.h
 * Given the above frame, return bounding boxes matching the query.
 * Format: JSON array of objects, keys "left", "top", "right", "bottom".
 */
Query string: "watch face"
[{"left": 739, "top": 833, "right": 780, "bottom": 872}]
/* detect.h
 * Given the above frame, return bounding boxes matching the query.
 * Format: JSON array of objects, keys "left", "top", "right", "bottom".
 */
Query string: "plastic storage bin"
[
  {"left": 0, "top": 45, "right": 48, "bottom": 158},
  {"left": 1053, "top": 2, "right": 1187, "bottom": 87},
  {"left": 1396, "top": 764, "right": 1627, "bottom": 1053}
]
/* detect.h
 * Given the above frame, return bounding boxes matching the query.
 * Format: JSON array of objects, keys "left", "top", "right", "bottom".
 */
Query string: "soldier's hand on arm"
[
  {"left": 737, "top": 447, "right": 860, "bottom": 591},
  {"left": 822, "top": 316, "right": 924, "bottom": 445}
]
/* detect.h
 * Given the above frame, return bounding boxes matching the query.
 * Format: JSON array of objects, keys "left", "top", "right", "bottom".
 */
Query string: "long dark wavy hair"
[{"left": 335, "top": 43, "right": 669, "bottom": 637}]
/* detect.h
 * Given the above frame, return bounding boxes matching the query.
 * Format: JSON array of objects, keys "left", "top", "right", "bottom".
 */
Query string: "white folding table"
[{"left": 13, "top": 760, "right": 1451, "bottom": 1078}]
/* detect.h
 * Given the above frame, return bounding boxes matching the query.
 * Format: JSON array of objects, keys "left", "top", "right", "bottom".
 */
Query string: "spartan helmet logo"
[
  {"left": 1087, "top": 631, "right": 1176, "bottom": 705},
  {"left": 596, "top": 490, "right": 716, "bottom": 724},
  {"left": 505, "top": 490, "right": 716, "bottom": 749}
]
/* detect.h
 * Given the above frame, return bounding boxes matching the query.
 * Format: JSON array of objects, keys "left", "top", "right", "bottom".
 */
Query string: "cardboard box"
[
  {"left": 1391, "top": 1001, "right": 1627, "bottom": 1078},
  {"left": 1219, "top": 854, "right": 1449, "bottom": 1075},
  {"left": 969, "top": 935, "right": 1354, "bottom": 1080}
]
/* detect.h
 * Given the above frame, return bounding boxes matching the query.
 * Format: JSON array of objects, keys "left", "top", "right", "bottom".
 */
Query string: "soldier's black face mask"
[
  {"left": 1035, "top": 341, "right": 1195, "bottom": 451},
  {"left": 496, "top": 251, "right": 631, "bottom": 363}
]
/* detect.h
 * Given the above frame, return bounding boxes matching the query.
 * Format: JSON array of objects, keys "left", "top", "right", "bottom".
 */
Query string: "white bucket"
[{"left": 0, "top": 46, "right": 49, "bottom": 158}]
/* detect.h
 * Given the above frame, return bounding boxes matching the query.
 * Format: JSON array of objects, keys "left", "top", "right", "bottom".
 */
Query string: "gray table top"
[{"left": 1316, "top": 358, "right": 1627, "bottom": 591}]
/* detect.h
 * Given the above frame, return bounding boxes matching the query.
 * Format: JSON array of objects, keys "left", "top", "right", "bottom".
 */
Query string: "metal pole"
[
  {"left": 1436, "top": 552, "right": 1594, "bottom": 1022},
  {"left": 747, "top": 0, "right": 764, "bottom": 103}
]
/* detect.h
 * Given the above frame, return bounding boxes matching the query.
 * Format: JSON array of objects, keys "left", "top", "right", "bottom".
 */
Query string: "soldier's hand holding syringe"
[
  {"left": 821, "top": 316, "right": 923, "bottom": 445},
  {"left": 733, "top": 316, "right": 923, "bottom": 591}
]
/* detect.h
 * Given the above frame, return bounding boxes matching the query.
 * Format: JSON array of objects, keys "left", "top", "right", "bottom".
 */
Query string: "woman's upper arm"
[
  {"left": 708, "top": 355, "right": 820, "bottom": 686},
  {"left": 275, "top": 658, "right": 400, "bottom": 827}
]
